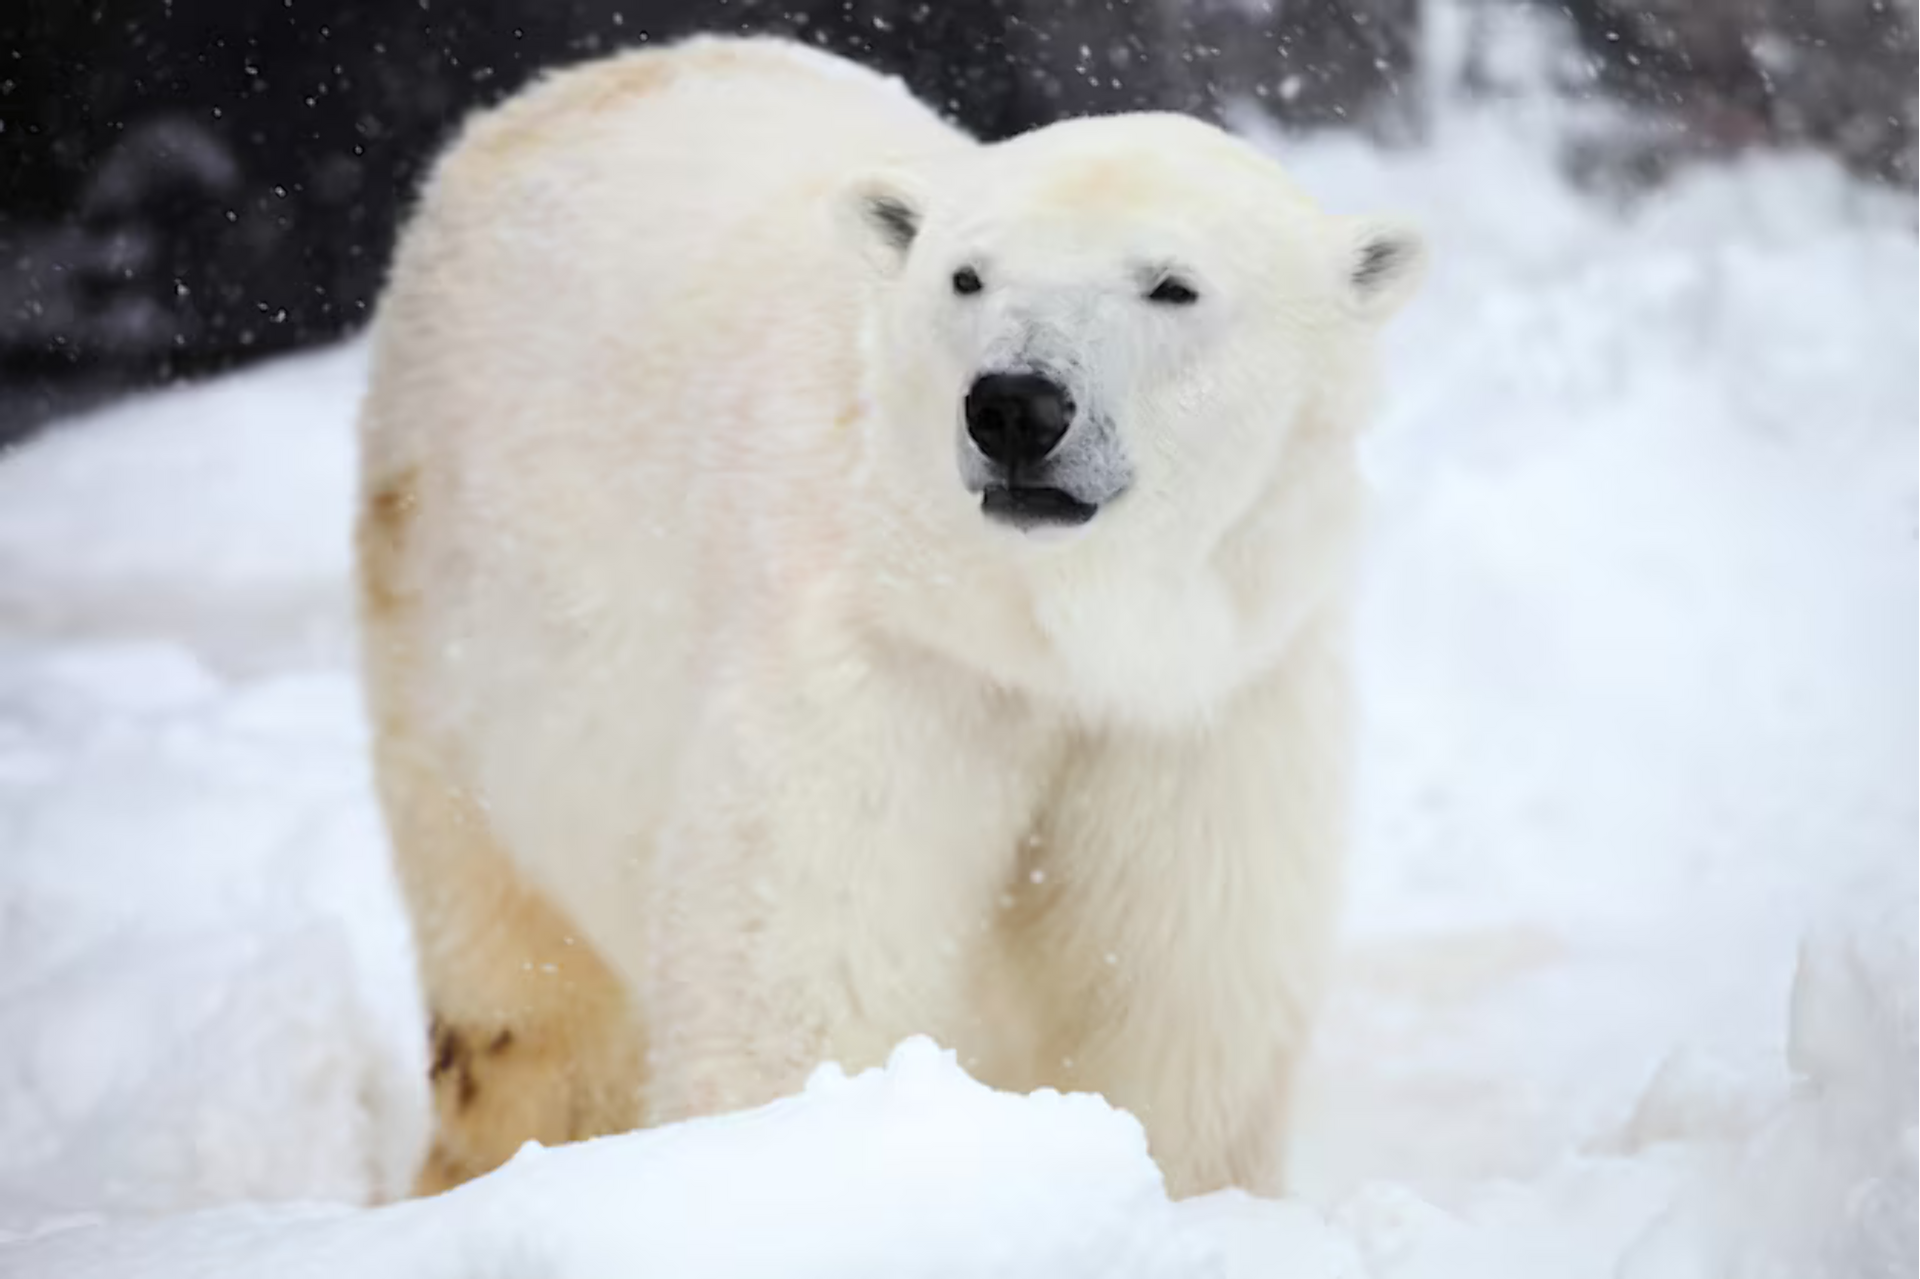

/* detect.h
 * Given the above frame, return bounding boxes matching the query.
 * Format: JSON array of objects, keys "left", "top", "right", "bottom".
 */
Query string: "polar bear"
[{"left": 356, "top": 35, "right": 1423, "bottom": 1198}]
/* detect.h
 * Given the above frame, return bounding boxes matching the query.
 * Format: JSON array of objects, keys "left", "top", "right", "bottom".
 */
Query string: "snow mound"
[
  {"left": 4, "top": 939, "right": 1912, "bottom": 1277},
  {"left": 0, "top": 1038, "right": 1353, "bottom": 1279},
  {"left": 0, "top": 344, "right": 366, "bottom": 676},
  {"left": 0, "top": 638, "right": 426, "bottom": 1227}
]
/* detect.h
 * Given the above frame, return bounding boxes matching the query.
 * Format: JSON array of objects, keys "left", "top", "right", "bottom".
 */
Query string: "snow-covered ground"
[{"left": 0, "top": 28, "right": 1913, "bottom": 1278}]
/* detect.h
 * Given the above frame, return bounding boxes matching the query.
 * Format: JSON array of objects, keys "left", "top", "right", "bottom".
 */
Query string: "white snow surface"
[{"left": 0, "top": 63, "right": 1913, "bottom": 1279}]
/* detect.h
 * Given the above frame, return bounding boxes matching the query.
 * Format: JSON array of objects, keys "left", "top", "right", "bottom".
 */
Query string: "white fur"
[{"left": 358, "top": 35, "right": 1423, "bottom": 1197}]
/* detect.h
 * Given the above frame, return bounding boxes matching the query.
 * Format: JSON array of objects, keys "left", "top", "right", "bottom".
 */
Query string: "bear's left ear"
[
  {"left": 837, "top": 169, "right": 930, "bottom": 278},
  {"left": 1340, "top": 218, "right": 1427, "bottom": 322}
]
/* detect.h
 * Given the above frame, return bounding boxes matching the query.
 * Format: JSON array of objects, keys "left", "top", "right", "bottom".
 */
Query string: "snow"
[
  {"left": 0, "top": 34, "right": 1913, "bottom": 1279},
  {"left": 1, "top": 1039, "right": 1214, "bottom": 1279}
]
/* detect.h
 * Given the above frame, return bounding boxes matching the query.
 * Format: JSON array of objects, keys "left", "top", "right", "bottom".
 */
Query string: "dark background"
[{"left": 1, "top": 0, "right": 1913, "bottom": 444}]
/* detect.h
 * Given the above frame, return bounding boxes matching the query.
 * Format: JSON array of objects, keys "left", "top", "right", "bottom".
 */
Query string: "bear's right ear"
[
  {"left": 1341, "top": 217, "right": 1427, "bottom": 323},
  {"left": 837, "top": 170, "right": 929, "bottom": 278}
]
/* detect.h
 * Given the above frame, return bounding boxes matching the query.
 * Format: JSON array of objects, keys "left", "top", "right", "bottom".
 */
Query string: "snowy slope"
[{"left": 0, "top": 41, "right": 1913, "bottom": 1279}]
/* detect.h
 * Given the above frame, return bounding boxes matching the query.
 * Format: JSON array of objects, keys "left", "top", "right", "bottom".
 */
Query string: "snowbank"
[
  {"left": 0, "top": 345, "right": 364, "bottom": 675},
  {"left": 0, "top": 24, "right": 1912, "bottom": 1278},
  {"left": 4, "top": 1039, "right": 1222, "bottom": 1279},
  {"left": 3, "top": 942, "right": 1910, "bottom": 1278}
]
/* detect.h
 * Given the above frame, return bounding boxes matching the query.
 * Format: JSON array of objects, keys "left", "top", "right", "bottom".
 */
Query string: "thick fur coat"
[{"left": 357, "top": 35, "right": 1424, "bottom": 1197}]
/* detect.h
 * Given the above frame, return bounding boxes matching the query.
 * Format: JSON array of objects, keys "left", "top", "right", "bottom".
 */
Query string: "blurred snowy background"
[
  {"left": 0, "top": 1, "right": 1915, "bottom": 1275},
  {"left": 2, "top": 0, "right": 1913, "bottom": 441}
]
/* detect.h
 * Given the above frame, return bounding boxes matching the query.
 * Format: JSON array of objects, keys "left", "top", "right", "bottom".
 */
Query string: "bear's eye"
[
  {"left": 1146, "top": 277, "right": 1200, "bottom": 306},
  {"left": 952, "top": 266, "right": 983, "bottom": 297}
]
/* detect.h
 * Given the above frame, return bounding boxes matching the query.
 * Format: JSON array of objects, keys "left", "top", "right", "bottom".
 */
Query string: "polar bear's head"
[{"left": 840, "top": 113, "right": 1423, "bottom": 720}]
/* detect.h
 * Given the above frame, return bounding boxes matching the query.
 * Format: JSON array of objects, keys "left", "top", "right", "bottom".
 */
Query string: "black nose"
[{"left": 965, "top": 373, "right": 1075, "bottom": 469}]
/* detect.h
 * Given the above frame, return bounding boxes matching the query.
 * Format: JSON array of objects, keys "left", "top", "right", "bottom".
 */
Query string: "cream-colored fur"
[{"left": 357, "top": 35, "right": 1423, "bottom": 1199}]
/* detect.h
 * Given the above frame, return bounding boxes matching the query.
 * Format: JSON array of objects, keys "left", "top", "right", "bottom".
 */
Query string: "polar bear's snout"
[
  {"left": 960, "top": 368, "right": 1131, "bottom": 533},
  {"left": 965, "top": 371, "right": 1072, "bottom": 468}
]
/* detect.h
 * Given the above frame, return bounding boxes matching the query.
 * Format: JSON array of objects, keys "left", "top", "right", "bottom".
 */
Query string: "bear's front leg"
[
  {"left": 1010, "top": 626, "right": 1351, "bottom": 1198},
  {"left": 640, "top": 634, "right": 1059, "bottom": 1124}
]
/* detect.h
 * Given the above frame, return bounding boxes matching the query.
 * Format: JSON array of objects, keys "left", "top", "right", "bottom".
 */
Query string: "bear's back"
[
  {"left": 360, "top": 33, "right": 972, "bottom": 666},
  {"left": 365, "top": 35, "right": 968, "bottom": 480},
  {"left": 356, "top": 39, "right": 970, "bottom": 947}
]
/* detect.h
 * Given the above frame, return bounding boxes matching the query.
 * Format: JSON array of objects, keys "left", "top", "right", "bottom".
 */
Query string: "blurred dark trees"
[
  {"left": 0, "top": 0, "right": 1912, "bottom": 441},
  {"left": 1563, "top": 0, "right": 1916, "bottom": 185},
  {"left": 0, "top": 0, "right": 720, "bottom": 434}
]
